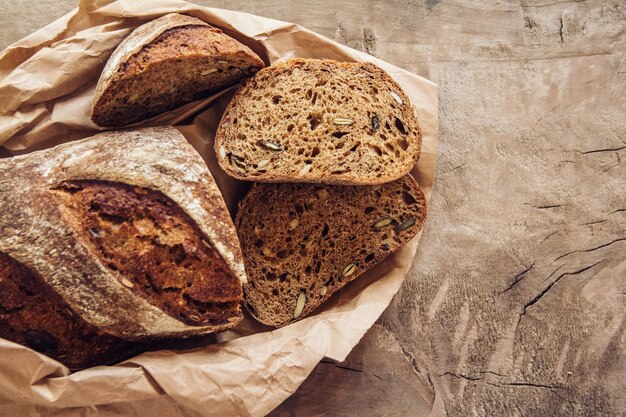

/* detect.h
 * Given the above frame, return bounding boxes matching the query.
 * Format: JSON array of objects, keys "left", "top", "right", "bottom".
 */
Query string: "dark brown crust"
[
  {"left": 0, "top": 251, "right": 142, "bottom": 370},
  {"left": 91, "top": 14, "right": 264, "bottom": 127},
  {"left": 214, "top": 58, "right": 421, "bottom": 185},
  {"left": 55, "top": 180, "right": 243, "bottom": 327},
  {"left": 235, "top": 174, "right": 427, "bottom": 327},
  {"left": 0, "top": 127, "right": 246, "bottom": 340}
]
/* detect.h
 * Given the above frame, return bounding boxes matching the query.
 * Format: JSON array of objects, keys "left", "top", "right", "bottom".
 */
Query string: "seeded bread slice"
[
  {"left": 91, "top": 13, "right": 264, "bottom": 127},
  {"left": 215, "top": 59, "right": 421, "bottom": 185},
  {"left": 235, "top": 174, "right": 427, "bottom": 327}
]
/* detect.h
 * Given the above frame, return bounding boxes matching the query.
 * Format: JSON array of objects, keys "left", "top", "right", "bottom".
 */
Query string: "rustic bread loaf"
[
  {"left": 0, "top": 251, "right": 143, "bottom": 369},
  {"left": 91, "top": 13, "right": 264, "bottom": 127},
  {"left": 0, "top": 127, "right": 247, "bottom": 340},
  {"left": 235, "top": 175, "right": 427, "bottom": 327},
  {"left": 215, "top": 59, "right": 421, "bottom": 185}
]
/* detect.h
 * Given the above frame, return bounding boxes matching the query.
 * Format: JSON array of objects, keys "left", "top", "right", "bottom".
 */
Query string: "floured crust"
[
  {"left": 93, "top": 14, "right": 210, "bottom": 109},
  {"left": 91, "top": 13, "right": 264, "bottom": 127},
  {"left": 0, "top": 127, "right": 247, "bottom": 340}
]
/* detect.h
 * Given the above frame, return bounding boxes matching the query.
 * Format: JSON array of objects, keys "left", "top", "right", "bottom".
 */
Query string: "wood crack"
[
  {"left": 522, "top": 260, "right": 605, "bottom": 315},
  {"left": 524, "top": 203, "right": 563, "bottom": 209},
  {"left": 579, "top": 145, "right": 626, "bottom": 155},
  {"left": 521, "top": 0, "right": 585, "bottom": 8},
  {"left": 553, "top": 237, "right": 626, "bottom": 262},
  {"left": 500, "top": 261, "right": 535, "bottom": 294},
  {"left": 540, "top": 231, "right": 559, "bottom": 244},
  {"left": 442, "top": 371, "right": 563, "bottom": 390}
]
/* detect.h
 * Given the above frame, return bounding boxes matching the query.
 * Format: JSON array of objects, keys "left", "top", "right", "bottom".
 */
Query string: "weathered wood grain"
[{"left": 1, "top": 0, "right": 624, "bottom": 416}]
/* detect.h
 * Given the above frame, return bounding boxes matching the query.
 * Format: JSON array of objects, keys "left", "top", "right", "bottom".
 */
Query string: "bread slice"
[
  {"left": 215, "top": 59, "right": 421, "bottom": 185},
  {"left": 91, "top": 13, "right": 264, "bottom": 127},
  {"left": 235, "top": 174, "right": 427, "bottom": 327}
]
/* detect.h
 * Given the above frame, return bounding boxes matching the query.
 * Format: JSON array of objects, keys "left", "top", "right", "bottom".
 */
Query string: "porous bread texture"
[
  {"left": 0, "top": 251, "right": 141, "bottom": 369},
  {"left": 235, "top": 175, "right": 427, "bottom": 327},
  {"left": 55, "top": 180, "right": 242, "bottom": 327},
  {"left": 91, "top": 14, "right": 264, "bottom": 127},
  {"left": 215, "top": 59, "right": 421, "bottom": 185}
]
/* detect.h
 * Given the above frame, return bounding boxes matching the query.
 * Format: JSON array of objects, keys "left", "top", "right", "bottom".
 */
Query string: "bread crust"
[
  {"left": 91, "top": 13, "right": 264, "bottom": 127},
  {"left": 0, "top": 127, "right": 247, "bottom": 340},
  {"left": 214, "top": 59, "right": 421, "bottom": 185}
]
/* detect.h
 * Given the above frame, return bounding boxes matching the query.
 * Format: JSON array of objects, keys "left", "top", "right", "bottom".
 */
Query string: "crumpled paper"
[{"left": 0, "top": 0, "right": 438, "bottom": 416}]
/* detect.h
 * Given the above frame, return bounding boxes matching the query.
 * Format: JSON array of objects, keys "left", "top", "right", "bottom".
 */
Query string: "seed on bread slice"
[
  {"left": 91, "top": 13, "right": 264, "bottom": 127},
  {"left": 235, "top": 174, "right": 427, "bottom": 327},
  {"left": 215, "top": 59, "right": 421, "bottom": 185}
]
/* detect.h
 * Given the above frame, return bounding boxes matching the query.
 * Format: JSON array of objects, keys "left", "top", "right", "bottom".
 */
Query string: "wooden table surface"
[{"left": 1, "top": 1, "right": 624, "bottom": 416}]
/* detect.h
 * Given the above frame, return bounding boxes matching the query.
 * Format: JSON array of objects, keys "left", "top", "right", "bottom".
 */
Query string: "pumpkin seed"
[
  {"left": 396, "top": 218, "right": 416, "bottom": 232},
  {"left": 371, "top": 114, "right": 380, "bottom": 131}
]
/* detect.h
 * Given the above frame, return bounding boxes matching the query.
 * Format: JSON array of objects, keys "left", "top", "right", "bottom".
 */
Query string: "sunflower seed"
[
  {"left": 229, "top": 153, "right": 247, "bottom": 169},
  {"left": 200, "top": 68, "right": 218, "bottom": 75},
  {"left": 320, "top": 286, "right": 328, "bottom": 297},
  {"left": 257, "top": 159, "right": 270, "bottom": 169},
  {"left": 260, "top": 140, "right": 283, "bottom": 152},
  {"left": 390, "top": 91, "right": 403, "bottom": 105},
  {"left": 374, "top": 218, "right": 392, "bottom": 229},
  {"left": 371, "top": 114, "right": 380, "bottom": 131},
  {"left": 396, "top": 218, "right": 416, "bottom": 232},
  {"left": 121, "top": 278, "right": 134, "bottom": 288},
  {"left": 342, "top": 263, "right": 356, "bottom": 278},
  {"left": 293, "top": 291, "right": 306, "bottom": 319},
  {"left": 218, "top": 60, "right": 229, "bottom": 64},
  {"left": 413, "top": 105, "right": 418, "bottom": 119},
  {"left": 219, "top": 147, "right": 226, "bottom": 159},
  {"left": 261, "top": 246, "right": 273, "bottom": 257},
  {"left": 289, "top": 219, "right": 299, "bottom": 230},
  {"left": 299, "top": 164, "right": 312, "bottom": 175},
  {"left": 333, "top": 117, "right": 354, "bottom": 125}
]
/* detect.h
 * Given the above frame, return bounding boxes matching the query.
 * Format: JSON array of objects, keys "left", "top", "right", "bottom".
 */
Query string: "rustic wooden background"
[{"left": 1, "top": 0, "right": 624, "bottom": 416}]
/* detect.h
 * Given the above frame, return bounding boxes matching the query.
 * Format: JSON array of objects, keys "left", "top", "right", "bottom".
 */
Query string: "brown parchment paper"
[{"left": 0, "top": 1, "right": 438, "bottom": 416}]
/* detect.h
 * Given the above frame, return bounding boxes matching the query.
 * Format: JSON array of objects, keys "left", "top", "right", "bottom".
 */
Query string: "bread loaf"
[
  {"left": 0, "top": 252, "right": 142, "bottom": 369},
  {"left": 235, "top": 175, "right": 427, "bottom": 327},
  {"left": 91, "top": 13, "right": 265, "bottom": 127},
  {"left": 0, "top": 127, "right": 246, "bottom": 340},
  {"left": 215, "top": 59, "right": 421, "bottom": 185}
]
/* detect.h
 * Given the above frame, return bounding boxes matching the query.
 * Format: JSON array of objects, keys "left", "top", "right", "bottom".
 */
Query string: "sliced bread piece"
[
  {"left": 215, "top": 59, "right": 421, "bottom": 185},
  {"left": 235, "top": 174, "right": 427, "bottom": 327},
  {"left": 91, "top": 13, "right": 265, "bottom": 127}
]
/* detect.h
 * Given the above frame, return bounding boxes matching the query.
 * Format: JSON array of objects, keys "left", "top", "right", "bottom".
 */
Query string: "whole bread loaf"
[
  {"left": 215, "top": 59, "right": 421, "bottom": 185},
  {"left": 0, "top": 127, "right": 246, "bottom": 340},
  {"left": 235, "top": 175, "right": 427, "bottom": 327},
  {"left": 91, "top": 13, "right": 265, "bottom": 127}
]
